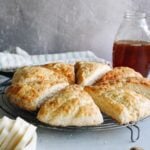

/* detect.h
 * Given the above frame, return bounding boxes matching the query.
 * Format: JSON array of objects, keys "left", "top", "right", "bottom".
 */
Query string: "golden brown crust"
[
  {"left": 43, "top": 63, "right": 75, "bottom": 84},
  {"left": 6, "top": 82, "right": 42, "bottom": 111},
  {"left": 95, "top": 67, "right": 143, "bottom": 85},
  {"left": 6, "top": 80, "right": 69, "bottom": 111},
  {"left": 121, "top": 77, "right": 150, "bottom": 99},
  {"left": 92, "top": 77, "right": 150, "bottom": 100},
  {"left": 12, "top": 66, "right": 68, "bottom": 84},
  {"left": 125, "top": 77, "right": 150, "bottom": 86},
  {"left": 75, "top": 61, "right": 111, "bottom": 86},
  {"left": 85, "top": 86, "right": 150, "bottom": 124},
  {"left": 37, "top": 85, "right": 103, "bottom": 126}
]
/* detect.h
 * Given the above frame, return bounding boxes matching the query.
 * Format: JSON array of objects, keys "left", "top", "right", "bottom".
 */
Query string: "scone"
[
  {"left": 75, "top": 61, "right": 111, "bottom": 86},
  {"left": 12, "top": 66, "right": 66, "bottom": 84},
  {"left": 85, "top": 86, "right": 150, "bottom": 124},
  {"left": 43, "top": 62, "right": 75, "bottom": 84},
  {"left": 95, "top": 67, "right": 143, "bottom": 85},
  {"left": 6, "top": 80, "right": 69, "bottom": 111},
  {"left": 37, "top": 85, "right": 103, "bottom": 126}
]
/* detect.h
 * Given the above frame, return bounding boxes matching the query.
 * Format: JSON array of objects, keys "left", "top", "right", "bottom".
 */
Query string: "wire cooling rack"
[{"left": 0, "top": 78, "right": 140, "bottom": 142}]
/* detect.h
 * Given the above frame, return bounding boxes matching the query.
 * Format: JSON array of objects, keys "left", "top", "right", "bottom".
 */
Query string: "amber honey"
[{"left": 113, "top": 40, "right": 150, "bottom": 77}]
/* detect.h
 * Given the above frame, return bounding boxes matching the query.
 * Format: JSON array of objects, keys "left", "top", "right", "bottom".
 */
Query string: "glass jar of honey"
[{"left": 113, "top": 11, "right": 150, "bottom": 77}]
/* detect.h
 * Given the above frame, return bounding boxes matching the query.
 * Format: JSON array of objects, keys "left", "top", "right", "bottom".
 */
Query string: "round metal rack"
[{"left": 0, "top": 78, "right": 140, "bottom": 142}]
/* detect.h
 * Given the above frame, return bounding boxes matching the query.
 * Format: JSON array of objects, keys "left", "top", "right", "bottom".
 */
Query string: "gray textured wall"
[{"left": 0, "top": 0, "right": 149, "bottom": 60}]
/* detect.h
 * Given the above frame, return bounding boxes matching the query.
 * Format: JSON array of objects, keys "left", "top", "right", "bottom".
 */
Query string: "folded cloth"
[{"left": 0, "top": 47, "right": 109, "bottom": 71}]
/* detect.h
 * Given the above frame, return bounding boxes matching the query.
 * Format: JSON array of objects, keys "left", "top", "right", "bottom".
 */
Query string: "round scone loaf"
[
  {"left": 6, "top": 62, "right": 150, "bottom": 128},
  {"left": 37, "top": 84, "right": 103, "bottom": 126}
]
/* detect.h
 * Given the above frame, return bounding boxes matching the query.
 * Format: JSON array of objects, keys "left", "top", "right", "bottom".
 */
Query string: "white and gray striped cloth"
[{"left": 0, "top": 47, "right": 110, "bottom": 71}]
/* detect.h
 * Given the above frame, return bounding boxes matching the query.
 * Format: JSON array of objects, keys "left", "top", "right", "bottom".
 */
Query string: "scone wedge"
[
  {"left": 85, "top": 86, "right": 150, "bottom": 124},
  {"left": 95, "top": 67, "right": 143, "bottom": 85},
  {"left": 6, "top": 80, "right": 69, "bottom": 111},
  {"left": 75, "top": 61, "right": 111, "bottom": 86},
  {"left": 37, "top": 85, "right": 103, "bottom": 126},
  {"left": 43, "top": 62, "right": 75, "bottom": 84}
]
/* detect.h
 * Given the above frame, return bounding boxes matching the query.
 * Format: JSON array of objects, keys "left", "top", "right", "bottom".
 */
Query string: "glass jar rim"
[{"left": 124, "top": 11, "right": 146, "bottom": 18}]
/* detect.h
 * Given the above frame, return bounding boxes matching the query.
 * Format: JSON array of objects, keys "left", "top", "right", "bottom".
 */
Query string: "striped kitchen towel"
[{"left": 0, "top": 47, "right": 109, "bottom": 71}]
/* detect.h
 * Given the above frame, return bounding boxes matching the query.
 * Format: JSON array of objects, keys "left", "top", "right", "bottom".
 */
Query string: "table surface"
[{"left": 0, "top": 77, "right": 150, "bottom": 150}]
